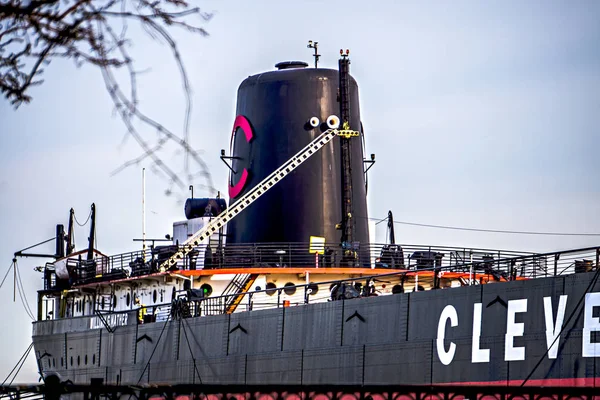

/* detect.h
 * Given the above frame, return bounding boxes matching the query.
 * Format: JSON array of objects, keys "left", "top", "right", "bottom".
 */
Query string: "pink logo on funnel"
[{"left": 228, "top": 115, "right": 254, "bottom": 198}]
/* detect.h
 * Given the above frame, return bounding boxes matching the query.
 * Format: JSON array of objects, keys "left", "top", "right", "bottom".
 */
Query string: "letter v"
[{"left": 543, "top": 295, "right": 567, "bottom": 359}]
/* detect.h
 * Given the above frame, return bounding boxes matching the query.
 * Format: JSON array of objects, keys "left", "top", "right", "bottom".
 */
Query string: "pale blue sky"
[{"left": 0, "top": 0, "right": 599, "bottom": 381}]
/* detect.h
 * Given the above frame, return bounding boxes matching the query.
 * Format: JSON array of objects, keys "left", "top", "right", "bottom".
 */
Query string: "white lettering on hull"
[
  {"left": 505, "top": 299, "right": 527, "bottom": 361},
  {"left": 436, "top": 305, "right": 458, "bottom": 365},
  {"left": 436, "top": 292, "right": 600, "bottom": 366},
  {"left": 471, "top": 303, "right": 490, "bottom": 363},
  {"left": 543, "top": 295, "right": 567, "bottom": 359},
  {"left": 583, "top": 292, "right": 600, "bottom": 357},
  {"left": 89, "top": 313, "right": 128, "bottom": 330}
]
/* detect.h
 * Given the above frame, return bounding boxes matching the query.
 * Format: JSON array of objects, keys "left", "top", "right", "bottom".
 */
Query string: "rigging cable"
[
  {"left": 520, "top": 266, "right": 600, "bottom": 386},
  {"left": 15, "top": 261, "right": 36, "bottom": 321},
  {"left": 180, "top": 315, "right": 203, "bottom": 384},
  {"left": 16, "top": 279, "right": 36, "bottom": 321},
  {"left": 135, "top": 312, "right": 172, "bottom": 385},
  {"left": 0, "top": 261, "right": 14, "bottom": 290},
  {"left": 14, "top": 237, "right": 56, "bottom": 254},
  {"left": 361, "top": 216, "right": 600, "bottom": 237},
  {"left": 2, "top": 342, "right": 34, "bottom": 387},
  {"left": 74, "top": 209, "right": 92, "bottom": 227}
]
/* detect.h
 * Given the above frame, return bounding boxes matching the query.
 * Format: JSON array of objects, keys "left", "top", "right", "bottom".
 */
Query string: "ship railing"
[
  {"left": 128, "top": 245, "right": 600, "bottom": 320},
  {"left": 35, "top": 246, "right": 600, "bottom": 324},
  {"left": 102, "top": 242, "right": 535, "bottom": 272},
  {"left": 67, "top": 243, "right": 599, "bottom": 287}
]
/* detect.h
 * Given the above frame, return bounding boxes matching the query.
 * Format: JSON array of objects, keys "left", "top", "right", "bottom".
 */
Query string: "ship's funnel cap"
[{"left": 275, "top": 61, "right": 309, "bottom": 70}]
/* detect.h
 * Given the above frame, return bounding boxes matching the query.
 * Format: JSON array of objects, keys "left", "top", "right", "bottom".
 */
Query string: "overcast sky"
[{"left": 0, "top": 0, "right": 599, "bottom": 382}]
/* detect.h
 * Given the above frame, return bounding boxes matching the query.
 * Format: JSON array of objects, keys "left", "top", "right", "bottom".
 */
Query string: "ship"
[{"left": 20, "top": 49, "right": 600, "bottom": 391}]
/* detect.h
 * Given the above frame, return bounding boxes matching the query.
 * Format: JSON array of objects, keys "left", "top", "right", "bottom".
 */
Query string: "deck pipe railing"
[
  {"left": 48, "top": 242, "right": 600, "bottom": 287},
  {"left": 118, "top": 245, "right": 600, "bottom": 321},
  {"left": 65, "top": 242, "right": 541, "bottom": 285},
  {"left": 38, "top": 245, "right": 600, "bottom": 322}
]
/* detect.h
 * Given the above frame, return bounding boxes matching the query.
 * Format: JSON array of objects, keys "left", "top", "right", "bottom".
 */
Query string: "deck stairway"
[{"left": 223, "top": 273, "right": 259, "bottom": 314}]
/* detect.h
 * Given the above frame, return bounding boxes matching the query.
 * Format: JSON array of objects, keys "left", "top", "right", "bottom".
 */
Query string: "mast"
[
  {"left": 339, "top": 49, "right": 354, "bottom": 258},
  {"left": 55, "top": 224, "right": 65, "bottom": 258},
  {"left": 66, "top": 208, "right": 75, "bottom": 255},
  {"left": 87, "top": 203, "right": 96, "bottom": 261},
  {"left": 387, "top": 210, "right": 396, "bottom": 245},
  {"left": 142, "top": 168, "right": 146, "bottom": 255}
]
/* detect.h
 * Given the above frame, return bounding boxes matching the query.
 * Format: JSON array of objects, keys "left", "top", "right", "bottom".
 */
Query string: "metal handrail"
[
  {"left": 123, "top": 245, "right": 600, "bottom": 320},
  {"left": 35, "top": 245, "right": 600, "bottom": 324},
  {"left": 44, "top": 242, "right": 599, "bottom": 288}
]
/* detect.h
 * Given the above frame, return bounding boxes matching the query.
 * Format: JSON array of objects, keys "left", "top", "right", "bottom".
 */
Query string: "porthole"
[
  {"left": 283, "top": 282, "right": 296, "bottom": 296},
  {"left": 392, "top": 285, "right": 404, "bottom": 294},
  {"left": 77, "top": 355, "right": 80, "bottom": 366},
  {"left": 70, "top": 357, "right": 73, "bottom": 366},
  {"left": 265, "top": 282, "right": 277, "bottom": 296},
  {"left": 126, "top": 293, "right": 131, "bottom": 307},
  {"left": 200, "top": 283, "right": 213, "bottom": 297},
  {"left": 153, "top": 290, "right": 158, "bottom": 303},
  {"left": 92, "top": 354, "right": 96, "bottom": 365},
  {"left": 60, "top": 357, "right": 63, "bottom": 367},
  {"left": 85, "top": 355, "right": 88, "bottom": 365},
  {"left": 307, "top": 283, "right": 319, "bottom": 295},
  {"left": 52, "top": 358, "right": 56, "bottom": 368}
]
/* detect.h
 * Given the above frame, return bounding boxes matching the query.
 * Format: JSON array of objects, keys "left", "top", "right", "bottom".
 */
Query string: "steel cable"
[
  {"left": 360, "top": 215, "right": 600, "bottom": 236},
  {"left": 520, "top": 266, "right": 600, "bottom": 386},
  {"left": 1, "top": 342, "right": 33, "bottom": 387}
]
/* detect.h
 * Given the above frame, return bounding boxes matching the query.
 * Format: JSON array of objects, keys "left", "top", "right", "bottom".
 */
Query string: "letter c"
[
  {"left": 437, "top": 305, "right": 458, "bottom": 365},
  {"left": 228, "top": 115, "right": 254, "bottom": 198}
]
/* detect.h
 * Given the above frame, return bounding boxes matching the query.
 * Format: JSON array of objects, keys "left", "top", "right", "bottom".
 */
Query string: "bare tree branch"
[{"left": 1, "top": 0, "right": 216, "bottom": 199}]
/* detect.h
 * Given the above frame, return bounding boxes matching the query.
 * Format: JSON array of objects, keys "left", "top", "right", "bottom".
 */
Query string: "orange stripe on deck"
[{"left": 175, "top": 267, "right": 405, "bottom": 276}]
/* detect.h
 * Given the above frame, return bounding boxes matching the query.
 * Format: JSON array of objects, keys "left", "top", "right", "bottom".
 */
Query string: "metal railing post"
[
  {"left": 277, "top": 288, "right": 281, "bottom": 308},
  {"left": 554, "top": 253, "right": 560, "bottom": 276}
]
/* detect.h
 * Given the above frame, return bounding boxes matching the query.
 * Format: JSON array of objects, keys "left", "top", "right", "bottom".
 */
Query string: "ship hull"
[{"left": 33, "top": 271, "right": 600, "bottom": 387}]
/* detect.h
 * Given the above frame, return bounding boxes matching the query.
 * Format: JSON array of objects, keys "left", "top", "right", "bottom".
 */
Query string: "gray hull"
[{"left": 33, "top": 271, "right": 600, "bottom": 387}]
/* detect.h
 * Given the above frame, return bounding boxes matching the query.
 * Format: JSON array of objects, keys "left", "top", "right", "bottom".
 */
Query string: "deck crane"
[{"left": 159, "top": 126, "right": 360, "bottom": 272}]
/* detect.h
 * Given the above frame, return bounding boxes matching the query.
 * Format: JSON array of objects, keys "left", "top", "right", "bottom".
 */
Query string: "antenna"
[
  {"left": 307, "top": 40, "right": 320, "bottom": 68},
  {"left": 142, "top": 168, "right": 146, "bottom": 256}
]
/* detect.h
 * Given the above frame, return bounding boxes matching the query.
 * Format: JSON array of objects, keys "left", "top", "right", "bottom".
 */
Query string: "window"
[
  {"left": 283, "top": 282, "right": 296, "bottom": 295},
  {"left": 126, "top": 293, "right": 131, "bottom": 307},
  {"left": 392, "top": 285, "right": 404, "bottom": 294},
  {"left": 266, "top": 282, "right": 277, "bottom": 296}
]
